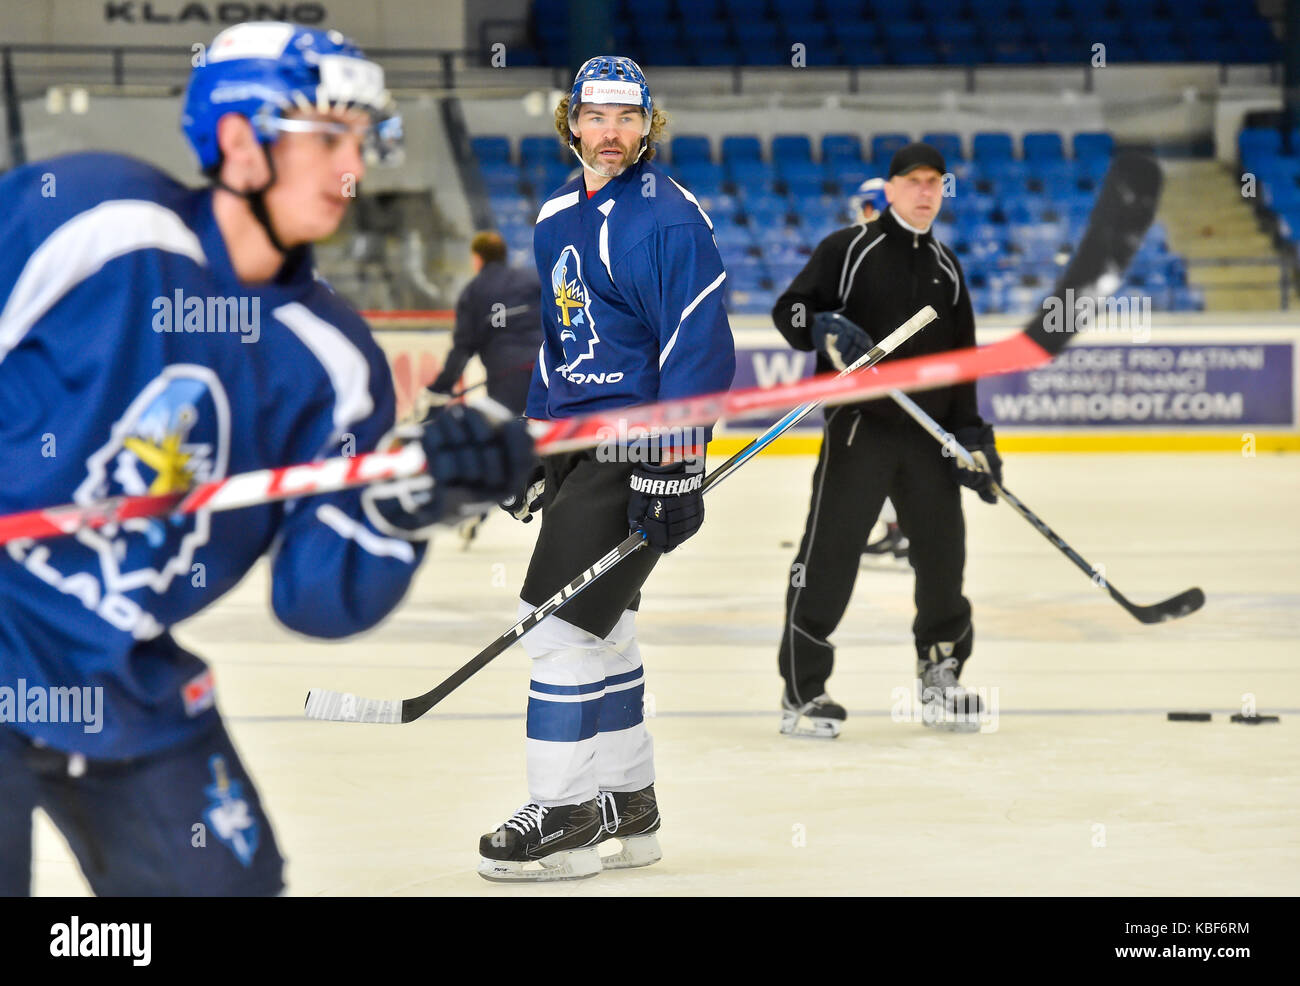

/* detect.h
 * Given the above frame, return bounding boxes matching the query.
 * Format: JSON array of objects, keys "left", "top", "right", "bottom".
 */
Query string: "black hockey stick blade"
[
  {"left": 1119, "top": 586, "right": 1205, "bottom": 624},
  {"left": 1026, "top": 151, "right": 1163, "bottom": 356},
  {"left": 993, "top": 483, "right": 1204, "bottom": 625}
]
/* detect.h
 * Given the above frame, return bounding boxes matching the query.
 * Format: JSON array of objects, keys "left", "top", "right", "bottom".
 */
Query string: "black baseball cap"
[{"left": 888, "top": 142, "right": 947, "bottom": 179}]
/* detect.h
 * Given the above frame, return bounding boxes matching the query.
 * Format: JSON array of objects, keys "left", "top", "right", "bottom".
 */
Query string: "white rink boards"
[{"left": 32, "top": 453, "right": 1300, "bottom": 896}]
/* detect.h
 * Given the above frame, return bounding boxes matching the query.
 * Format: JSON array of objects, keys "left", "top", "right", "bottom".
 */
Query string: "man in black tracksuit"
[
  {"left": 773, "top": 142, "right": 1002, "bottom": 737},
  {"left": 428, "top": 232, "right": 542, "bottom": 415}
]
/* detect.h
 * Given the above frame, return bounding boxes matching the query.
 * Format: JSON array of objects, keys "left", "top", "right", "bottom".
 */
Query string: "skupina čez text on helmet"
[
  {"left": 554, "top": 55, "right": 668, "bottom": 162},
  {"left": 181, "top": 20, "right": 403, "bottom": 174}
]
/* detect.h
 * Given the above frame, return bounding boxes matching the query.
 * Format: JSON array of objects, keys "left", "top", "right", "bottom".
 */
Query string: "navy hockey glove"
[
  {"left": 946, "top": 422, "right": 1003, "bottom": 505},
  {"left": 500, "top": 461, "right": 546, "bottom": 523},
  {"left": 811, "top": 312, "right": 873, "bottom": 371},
  {"left": 362, "top": 404, "right": 534, "bottom": 540},
  {"left": 627, "top": 456, "right": 705, "bottom": 553}
]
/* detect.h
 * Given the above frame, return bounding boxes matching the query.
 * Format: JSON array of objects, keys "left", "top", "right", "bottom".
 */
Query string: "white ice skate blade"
[
  {"left": 477, "top": 846, "right": 602, "bottom": 883},
  {"left": 920, "top": 703, "right": 982, "bottom": 734},
  {"left": 599, "top": 833, "right": 662, "bottom": 869},
  {"left": 780, "top": 711, "right": 843, "bottom": 739},
  {"left": 923, "top": 718, "right": 982, "bottom": 734}
]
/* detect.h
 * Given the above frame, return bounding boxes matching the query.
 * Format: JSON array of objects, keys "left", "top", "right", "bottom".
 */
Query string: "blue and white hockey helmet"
[
  {"left": 850, "top": 177, "right": 888, "bottom": 217},
  {"left": 567, "top": 56, "right": 653, "bottom": 137},
  {"left": 182, "top": 21, "right": 402, "bottom": 172}
]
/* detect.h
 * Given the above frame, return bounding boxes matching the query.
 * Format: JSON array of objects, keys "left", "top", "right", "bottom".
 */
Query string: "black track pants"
[{"left": 778, "top": 409, "right": 973, "bottom": 704}]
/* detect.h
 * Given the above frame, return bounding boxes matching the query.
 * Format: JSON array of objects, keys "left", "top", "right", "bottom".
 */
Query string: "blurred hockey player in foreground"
[
  {"left": 0, "top": 22, "right": 530, "bottom": 896},
  {"left": 479, "top": 57, "right": 735, "bottom": 882}
]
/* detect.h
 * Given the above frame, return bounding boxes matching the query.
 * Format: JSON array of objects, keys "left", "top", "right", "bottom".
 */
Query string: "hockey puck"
[
  {"left": 1230, "top": 714, "right": 1280, "bottom": 724},
  {"left": 1166, "top": 712, "right": 1211, "bottom": 722}
]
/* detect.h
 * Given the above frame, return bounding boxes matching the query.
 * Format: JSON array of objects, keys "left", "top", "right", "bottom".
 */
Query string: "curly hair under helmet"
[{"left": 554, "top": 94, "right": 667, "bottom": 163}]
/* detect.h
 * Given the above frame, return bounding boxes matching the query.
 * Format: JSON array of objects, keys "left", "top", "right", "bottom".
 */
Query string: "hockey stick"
[
  {"left": 302, "top": 306, "right": 938, "bottom": 724},
  {"left": 0, "top": 155, "right": 1160, "bottom": 549},
  {"left": 0, "top": 338, "right": 1036, "bottom": 547},
  {"left": 886, "top": 386, "right": 1203, "bottom": 623},
  {"left": 302, "top": 153, "right": 1162, "bottom": 725}
]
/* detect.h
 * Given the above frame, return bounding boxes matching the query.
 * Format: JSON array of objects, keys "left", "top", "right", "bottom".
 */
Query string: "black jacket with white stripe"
[{"left": 771, "top": 206, "right": 981, "bottom": 432}]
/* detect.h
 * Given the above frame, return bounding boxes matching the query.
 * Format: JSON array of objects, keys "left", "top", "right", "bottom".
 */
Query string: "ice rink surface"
[{"left": 32, "top": 452, "right": 1300, "bottom": 896}]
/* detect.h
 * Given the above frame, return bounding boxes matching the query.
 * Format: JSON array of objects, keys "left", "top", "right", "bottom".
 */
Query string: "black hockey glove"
[
  {"left": 811, "top": 312, "right": 873, "bottom": 371},
  {"left": 627, "top": 455, "right": 705, "bottom": 553},
  {"left": 362, "top": 404, "right": 534, "bottom": 540},
  {"left": 500, "top": 461, "right": 546, "bottom": 523},
  {"left": 946, "top": 422, "right": 1003, "bottom": 505}
]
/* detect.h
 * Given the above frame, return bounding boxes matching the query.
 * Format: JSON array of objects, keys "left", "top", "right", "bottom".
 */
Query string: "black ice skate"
[
  {"left": 780, "top": 692, "right": 846, "bottom": 739},
  {"left": 861, "top": 521, "right": 909, "bottom": 570},
  {"left": 477, "top": 799, "right": 603, "bottom": 882},
  {"left": 917, "top": 655, "right": 984, "bottom": 733},
  {"left": 597, "top": 784, "right": 662, "bottom": 869}
]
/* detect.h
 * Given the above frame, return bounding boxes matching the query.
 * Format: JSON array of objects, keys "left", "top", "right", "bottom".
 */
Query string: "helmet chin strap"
[
  {"left": 213, "top": 145, "right": 301, "bottom": 259},
  {"left": 568, "top": 133, "right": 649, "bottom": 174}
]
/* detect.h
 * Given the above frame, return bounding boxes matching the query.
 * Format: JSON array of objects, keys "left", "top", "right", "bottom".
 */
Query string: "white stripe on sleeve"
[
  {"left": 315, "top": 503, "right": 417, "bottom": 563},
  {"left": 274, "top": 302, "right": 374, "bottom": 443},
  {"left": 0, "top": 199, "right": 207, "bottom": 362},
  {"left": 659, "top": 270, "right": 726, "bottom": 370}
]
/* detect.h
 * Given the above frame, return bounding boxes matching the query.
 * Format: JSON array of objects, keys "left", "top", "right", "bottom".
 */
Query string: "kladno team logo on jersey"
[
  {"left": 551, "top": 245, "right": 600, "bottom": 370},
  {"left": 73, "top": 364, "right": 231, "bottom": 597}
]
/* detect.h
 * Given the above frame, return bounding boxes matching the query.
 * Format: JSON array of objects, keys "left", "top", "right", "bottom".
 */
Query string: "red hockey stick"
[{"left": 0, "top": 332, "right": 1046, "bottom": 548}]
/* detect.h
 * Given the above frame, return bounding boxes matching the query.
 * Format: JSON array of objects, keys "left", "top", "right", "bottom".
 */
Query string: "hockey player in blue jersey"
[
  {"left": 0, "top": 22, "right": 531, "bottom": 896},
  {"left": 478, "top": 57, "right": 736, "bottom": 882}
]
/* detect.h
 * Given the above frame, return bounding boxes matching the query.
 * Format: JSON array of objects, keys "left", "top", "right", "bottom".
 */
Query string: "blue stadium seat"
[
  {"left": 823, "top": 0, "right": 866, "bottom": 16},
  {"left": 772, "top": 135, "right": 814, "bottom": 162},
  {"left": 787, "top": 21, "right": 834, "bottom": 49},
  {"left": 672, "top": 135, "right": 714, "bottom": 164},
  {"left": 968, "top": 0, "right": 1021, "bottom": 17},
  {"left": 729, "top": 159, "right": 770, "bottom": 186},
  {"left": 821, "top": 133, "right": 864, "bottom": 163},
  {"left": 634, "top": 0, "right": 677, "bottom": 20},
  {"left": 734, "top": 21, "right": 780, "bottom": 48},
  {"left": 472, "top": 136, "right": 512, "bottom": 164},
  {"left": 690, "top": 0, "right": 728, "bottom": 17},
  {"left": 933, "top": 22, "right": 977, "bottom": 45},
  {"left": 1071, "top": 132, "right": 1112, "bottom": 163},
  {"left": 922, "top": 132, "right": 964, "bottom": 163},
  {"left": 1022, "top": 132, "right": 1065, "bottom": 161},
  {"left": 714, "top": 224, "right": 755, "bottom": 251},
  {"left": 871, "top": 133, "right": 911, "bottom": 163},
  {"left": 520, "top": 135, "right": 562, "bottom": 165},
  {"left": 1239, "top": 128, "right": 1282, "bottom": 160},
  {"left": 1027, "top": 18, "right": 1075, "bottom": 43},
  {"left": 881, "top": 21, "right": 930, "bottom": 45},
  {"left": 637, "top": 21, "right": 682, "bottom": 49},
  {"left": 973, "top": 132, "right": 1015, "bottom": 162},
  {"left": 779, "top": 160, "right": 825, "bottom": 185},
  {"left": 676, "top": 163, "right": 726, "bottom": 194},
  {"left": 722, "top": 135, "right": 764, "bottom": 162}
]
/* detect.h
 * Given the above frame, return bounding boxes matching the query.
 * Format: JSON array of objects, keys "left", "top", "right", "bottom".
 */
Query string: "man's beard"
[{"left": 579, "top": 138, "right": 639, "bottom": 178}]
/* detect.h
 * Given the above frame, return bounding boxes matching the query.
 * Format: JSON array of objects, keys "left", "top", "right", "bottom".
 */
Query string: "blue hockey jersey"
[
  {"left": 0, "top": 153, "right": 425, "bottom": 758},
  {"left": 526, "top": 160, "right": 736, "bottom": 437}
]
